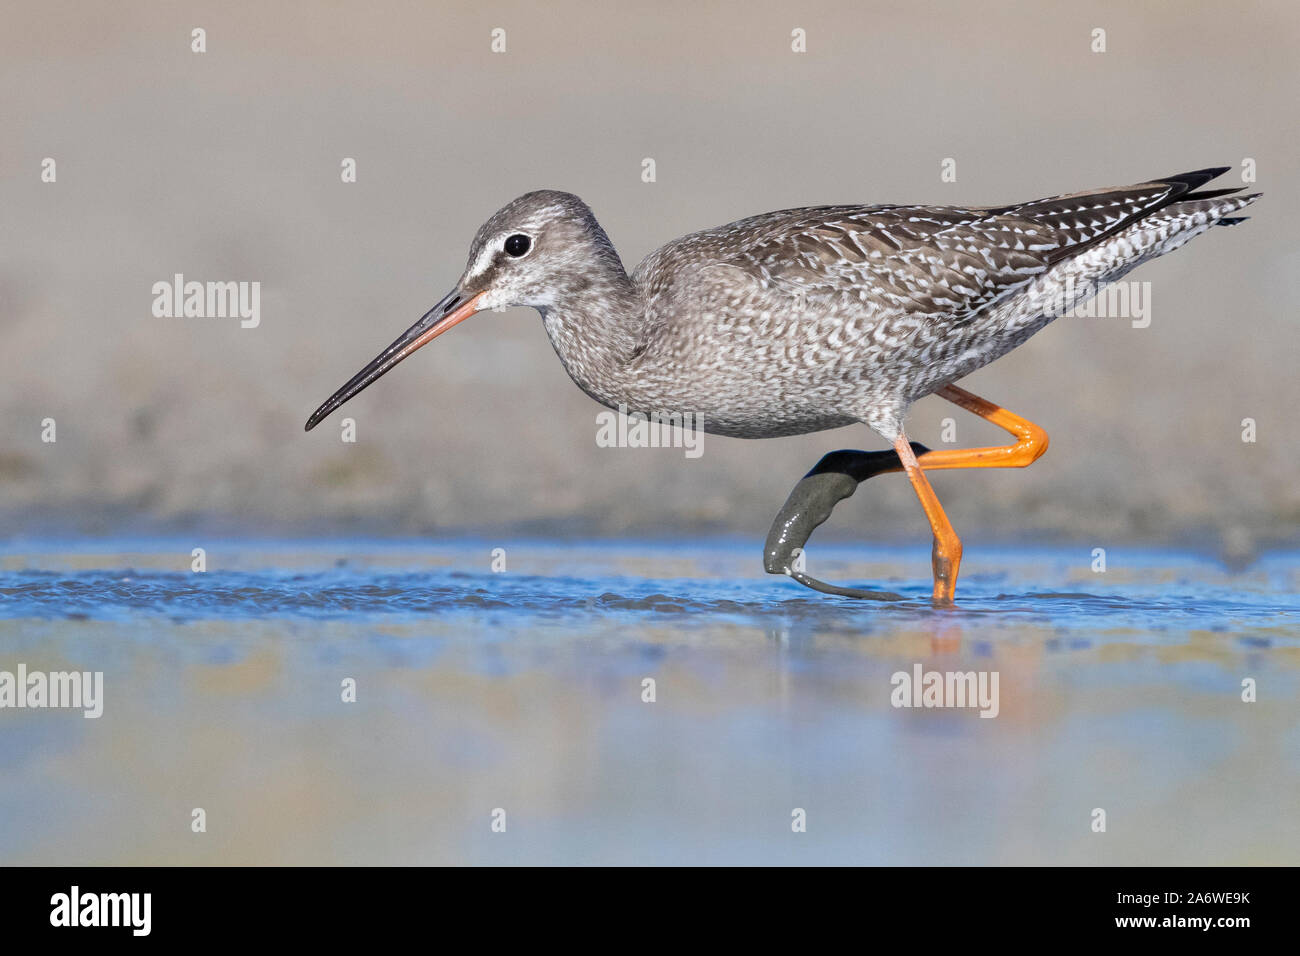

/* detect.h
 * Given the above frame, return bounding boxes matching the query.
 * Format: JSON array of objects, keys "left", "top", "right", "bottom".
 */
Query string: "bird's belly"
[
  {"left": 697, "top": 409, "right": 861, "bottom": 439},
  {"left": 891, "top": 314, "right": 1055, "bottom": 403},
  {"left": 618, "top": 362, "right": 870, "bottom": 439}
]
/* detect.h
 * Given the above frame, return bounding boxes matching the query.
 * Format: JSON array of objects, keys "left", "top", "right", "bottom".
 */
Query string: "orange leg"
[
  {"left": 892, "top": 435, "right": 964, "bottom": 604},
  {"left": 916, "top": 385, "right": 1049, "bottom": 471},
  {"left": 891, "top": 385, "right": 1050, "bottom": 604}
]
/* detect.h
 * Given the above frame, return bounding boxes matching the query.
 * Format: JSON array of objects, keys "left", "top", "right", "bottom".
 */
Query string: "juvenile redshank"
[{"left": 306, "top": 167, "right": 1259, "bottom": 604}]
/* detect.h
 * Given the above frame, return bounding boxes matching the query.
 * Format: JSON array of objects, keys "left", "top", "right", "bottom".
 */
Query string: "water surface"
[{"left": 1, "top": 538, "right": 1296, "bottom": 864}]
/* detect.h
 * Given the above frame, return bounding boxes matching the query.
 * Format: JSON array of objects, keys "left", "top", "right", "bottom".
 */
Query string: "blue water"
[
  {"left": 3, "top": 537, "right": 1295, "bottom": 630},
  {"left": 1, "top": 537, "right": 1297, "bottom": 864}
]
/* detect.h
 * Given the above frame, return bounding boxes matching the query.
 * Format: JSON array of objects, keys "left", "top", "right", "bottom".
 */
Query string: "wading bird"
[{"left": 306, "top": 168, "right": 1258, "bottom": 604}]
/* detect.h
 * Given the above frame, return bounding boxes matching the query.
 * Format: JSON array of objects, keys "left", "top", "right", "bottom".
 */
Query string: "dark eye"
[{"left": 504, "top": 234, "right": 531, "bottom": 257}]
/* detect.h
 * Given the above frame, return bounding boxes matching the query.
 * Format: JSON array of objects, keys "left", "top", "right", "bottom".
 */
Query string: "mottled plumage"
[
  {"left": 304, "top": 167, "right": 1260, "bottom": 604},
  {"left": 308, "top": 168, "right": 1257, "bottom": 444},
  {"left": 512, "top": 168, "right": 1256, "bottom": 440}
]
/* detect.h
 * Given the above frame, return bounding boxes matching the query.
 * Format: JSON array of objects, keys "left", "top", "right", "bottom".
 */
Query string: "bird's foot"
[{"left": 929, "top": 535, "right": 962, "bottom": 606}]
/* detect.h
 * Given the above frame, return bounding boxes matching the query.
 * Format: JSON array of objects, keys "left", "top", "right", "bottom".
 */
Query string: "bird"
[{"left": 305, "top": 167, "right": 1259, "bottom": 604}]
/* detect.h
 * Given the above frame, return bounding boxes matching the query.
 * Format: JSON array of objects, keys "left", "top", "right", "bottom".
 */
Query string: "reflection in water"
[{"left": 0, "top": 538, "right": 1296, "bottom": 864}]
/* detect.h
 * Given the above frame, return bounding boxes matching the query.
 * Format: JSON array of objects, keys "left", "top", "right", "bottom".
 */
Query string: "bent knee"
[{"left": 1020, "top": 426, "right": 1049, "bottom": 465}]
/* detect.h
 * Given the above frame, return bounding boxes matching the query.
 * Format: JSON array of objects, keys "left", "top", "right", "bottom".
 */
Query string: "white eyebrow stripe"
[{"left": 466, "top": 239, "right": 500, "bottom": 280}]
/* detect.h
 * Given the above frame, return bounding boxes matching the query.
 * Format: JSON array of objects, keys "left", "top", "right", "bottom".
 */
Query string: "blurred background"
[
  {"left": 3, "top": 0, "right": 1296, "bottom": 554},
  {"left": 3, "top": 0, "right": 1297, "bottom": 871}
]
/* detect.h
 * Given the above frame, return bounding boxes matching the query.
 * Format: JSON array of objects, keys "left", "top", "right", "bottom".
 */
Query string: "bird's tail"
[
  {"left": 1077, "top": 185, "right": 1262, "bottom": 288},
  {"left": 1160, "top": 188, "right": 1262, "bottom": 228},
  {"left": 1014, "top": 166, "right": 1259, "bottom": 267},
  {"left": 1145, "top": 168, "right": 1261, "bottom": 227}
]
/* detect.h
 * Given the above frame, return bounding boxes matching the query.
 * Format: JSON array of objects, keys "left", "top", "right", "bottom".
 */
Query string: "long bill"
[{"left": 304, "top": 289, "right": 484, "bottom": 431}]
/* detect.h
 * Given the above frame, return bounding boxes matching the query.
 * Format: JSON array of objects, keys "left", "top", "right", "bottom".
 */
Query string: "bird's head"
[{"left": 305, "top": 189, "right": 617, "bottom": 432}]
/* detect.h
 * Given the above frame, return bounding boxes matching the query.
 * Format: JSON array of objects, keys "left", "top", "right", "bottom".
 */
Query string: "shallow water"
[{"left": 1, "top": 537, "right": 1297, "bottom": 864}]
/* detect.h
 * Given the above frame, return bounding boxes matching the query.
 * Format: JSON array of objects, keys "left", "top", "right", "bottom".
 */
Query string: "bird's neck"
[{"left": 538, "top": 270, "right": 647, "bottom": 410}]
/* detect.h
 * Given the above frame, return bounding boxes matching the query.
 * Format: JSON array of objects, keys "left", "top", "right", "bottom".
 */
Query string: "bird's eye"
[{"left": 504, "top": 234, "right": 532, "bottom": 257}]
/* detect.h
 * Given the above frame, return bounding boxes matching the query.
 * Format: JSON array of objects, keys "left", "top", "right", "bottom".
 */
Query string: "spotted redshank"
[{"left": 306, "top": 167, "right": 1259, "bottom": 604}]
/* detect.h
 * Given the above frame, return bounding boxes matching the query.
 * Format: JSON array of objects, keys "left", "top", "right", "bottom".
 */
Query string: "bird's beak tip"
[{"left": 303, "top": 289, "right": 484, "bottom": 436}]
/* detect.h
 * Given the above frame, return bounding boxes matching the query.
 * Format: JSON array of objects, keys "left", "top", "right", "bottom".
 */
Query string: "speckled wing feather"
[{"left": 639, "top": 168, "right": 1231, "bottom": 331}]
